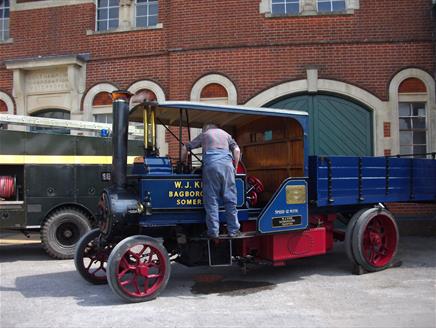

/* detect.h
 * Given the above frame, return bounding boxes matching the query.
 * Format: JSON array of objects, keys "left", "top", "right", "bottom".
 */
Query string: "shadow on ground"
[{"left": 1, "top": 236, "right": 435, "bottom": 306}]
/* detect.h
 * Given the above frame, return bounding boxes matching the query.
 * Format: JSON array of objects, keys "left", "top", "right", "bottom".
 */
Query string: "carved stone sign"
[{"left": 26, "top": 69, "right": 70, "bottom": 94}]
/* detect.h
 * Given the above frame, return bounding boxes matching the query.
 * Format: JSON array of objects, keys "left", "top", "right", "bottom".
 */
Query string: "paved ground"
[{"left": 0, "top": 235, "right": 435, "bottom": 328}]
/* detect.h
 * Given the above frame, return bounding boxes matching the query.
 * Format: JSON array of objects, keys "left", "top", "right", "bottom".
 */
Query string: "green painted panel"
[{"left": 269, "top": 94, "right": 373, "bottom": 156}]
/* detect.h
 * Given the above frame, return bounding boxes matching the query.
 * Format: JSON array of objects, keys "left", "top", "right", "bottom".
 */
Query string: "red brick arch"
[
  {"left": 92, "top": 92, "right": 112, "bottom": 107},
  {"left": 0, "top": 100, "right": 7, "bottom": 112},
  {"left": 200, "top": 83, "right": 228, "bottom": 98},
  {"left": 398, "top": 78, "right": 427, "bottom": 93}
]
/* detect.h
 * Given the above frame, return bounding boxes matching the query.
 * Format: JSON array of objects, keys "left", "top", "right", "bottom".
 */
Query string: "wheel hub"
[
  {"left": 63, "top": 230, "right": 73, "bottom": 238},
  {"left": 137, "top": 264, "right": 149, "bottom": 277},
  {"left": 370, "top": 231, "right": 382, "bottom": 248}
]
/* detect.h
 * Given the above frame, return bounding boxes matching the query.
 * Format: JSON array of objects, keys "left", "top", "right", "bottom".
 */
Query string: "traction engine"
[{"left": 74, "top": 90, "right": 436, "bottom": 303}]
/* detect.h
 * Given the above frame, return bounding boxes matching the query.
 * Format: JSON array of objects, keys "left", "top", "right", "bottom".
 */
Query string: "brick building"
[{"left": 0, "top": 0, "right": 435, "bottom": 216}]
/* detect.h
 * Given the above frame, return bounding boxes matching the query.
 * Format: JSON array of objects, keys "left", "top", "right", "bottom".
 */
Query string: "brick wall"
[
  {"left": 0, "top": 0, "right": 434, "bottom": 217},
  {"left": 1, "top": 0, "right": 433, "bottom": 101},
  {"left": 387, "top": 203, "right": 436, "bottom": 218}
]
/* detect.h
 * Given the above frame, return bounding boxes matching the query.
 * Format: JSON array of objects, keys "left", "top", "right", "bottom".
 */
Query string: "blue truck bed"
[{"left": 309, "top": 156, "right": 436, "bottom": 207}]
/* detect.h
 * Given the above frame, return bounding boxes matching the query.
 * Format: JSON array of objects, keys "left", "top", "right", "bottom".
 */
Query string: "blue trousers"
[{"left": 202, "top": 159, "right": 240, "bottom": 237}]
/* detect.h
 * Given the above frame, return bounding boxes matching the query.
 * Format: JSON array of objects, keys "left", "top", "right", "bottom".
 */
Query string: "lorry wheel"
[
  {"left": 41, "top": 207, "right": 91, "bottom": 259},
  {"left": 74, "top": 228, "right": 112, "bottom": 284},
  {"left": 351, "top": 208, "right": 399, "bottom": 272},
  {"left": 344, "top": 208, "right": 372, "bottom": 266},
  {"left": 107, "top": 235, "right": 171, "bottom": 303}
]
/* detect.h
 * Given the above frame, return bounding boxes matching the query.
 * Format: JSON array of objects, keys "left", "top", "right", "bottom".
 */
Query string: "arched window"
[
  {"left": 133, "top": 88, "right": 157, "bottom": 102},
  {"left": 92, "top": 91, "right": 113, "bottom": 123},
  {"left": 199, "top": 83, "right": 229, "bottom": 104},
  {"left": 191, "top": 74, "right": 237, "bottom": 105},
  {"left": 398, "top": 78, "right": 428, "bottom": 158},
  {"left": 0, "top": 99, "right": 7, "bottom": 129},
  {"left": 30, "top": 109, "right": 71, "bottom": 134},
  {"left": 0, "top": 99, "right": 7, "bottom": 113}
]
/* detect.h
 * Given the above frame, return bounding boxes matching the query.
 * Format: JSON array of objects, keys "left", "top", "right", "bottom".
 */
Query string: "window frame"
[
  {"left": 96, "top": 0, "right": 120, "bottom": 32},
  {"left": 260, "top": 0, "right": 359, "bottom": 17},
  {"left": 398, "top": 101, "right": 428, "bottom": 158},
  {"left": 0, "top": 0, "right": 10, "bottom": 41},
  {"left": 316, "top": 0, "right": 346, "bottom": 13},
  {"left": 135, "top": 0, "right": 159, "bottom": 28},
  {"left": 270, "top": 0, "right": 300, "bottom": 16}
]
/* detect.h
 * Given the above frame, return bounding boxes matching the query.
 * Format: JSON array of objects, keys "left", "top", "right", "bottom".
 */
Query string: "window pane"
[
  {"left": 318, "top": 2, "right": 331, "bottom": 12},
  {"left": 136, "top": 16, "right": 147, "bottom": 27},
  {"left": 412, "top": 117, "right": 426, "bottom": 129},
  {"left": 286, "top": 3, "right": 299, "bottom": 14},
  {"left": 97, "top": 20, "right": 107, "bottom": 31},
  {"left": 398, "top": 103, "right": 410, "bottom": 116},
  {"left": 109, "top": 8, "right": 118, "bottom": 19},
  {"left": 5, "top": 0, "right": 10, "bottom": 7},
  {"left": 413, "top": 146, "right": 427, "bottom": 156},
  {"left": 272, "top": 4, "right": 285, "bottom": 14},
  {"left": 108, "top": 19, "right": 118, "bottom": 28},
  {"left": 5, "top": 8, "right": 9, "bottom": 17},
  {"left": 148, "top": 15, "right": 157, "bottom": 26},
  {"left": 149, "top": 3, "right": 158, "bottom": 15},
  {"left": 412, "top": 103, "right": 425, "bottom": 117},
  {"left": 400, "top": 146, "right": 412, "bottom": 156},
  {"left": 0, "top": 10, "right": 3, "bottom": 18},
  {"left": 399, "top": 118, "right": 411, "bottom": 130},
  {"left": 332, "top": 1, "right": 346, "bottom": 11},
  {"left": 109, "top": 0, "right": 119, "bottom": 6},
  {"left": 413, "top": 131, "right": 426, "bottom": 144},
  {"left": 98, "top": 8, "right": 108, "bottom": 20},
  {"left": 400, "top": 131, "right": 412, "bottom": 145},
  {"left": 99, "top": 0, "right": 109, "bottom": 7},
  {"left": 95, "top": 114, "right": 112, "bottom": 124},
  {"left": 136, "top": 4, "right": 147, "bottom": 16}
]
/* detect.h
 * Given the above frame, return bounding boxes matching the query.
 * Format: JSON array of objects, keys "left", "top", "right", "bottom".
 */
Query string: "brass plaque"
[{"left": 285, "top": 185, "right": 306, "bottom": 204}]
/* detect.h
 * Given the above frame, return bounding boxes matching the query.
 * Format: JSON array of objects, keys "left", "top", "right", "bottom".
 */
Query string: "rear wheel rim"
[
  {"left": 82, "top": 236, "right": 111, "bottom": 282},
  {"left": 362, "top": 214, "right": 397, "bottom": 268},
  {"left": 116, "top": 243, "right": 167, "bottom": 298}
]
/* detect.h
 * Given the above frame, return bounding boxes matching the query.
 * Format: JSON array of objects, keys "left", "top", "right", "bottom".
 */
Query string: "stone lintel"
[{"left": 4, "top": 54, "right": 90, "bottom": 71}]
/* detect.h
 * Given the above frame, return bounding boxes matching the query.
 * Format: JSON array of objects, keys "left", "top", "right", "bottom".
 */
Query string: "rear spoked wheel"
[
  {"left": 350, "top": 208, "right": 399, "bottom": 272},
  {"left": 74, "top": 228, "right": 112, "bottom": 284},
  {"left": 107, "top": 235, "right": 171, "bottom": 303}
]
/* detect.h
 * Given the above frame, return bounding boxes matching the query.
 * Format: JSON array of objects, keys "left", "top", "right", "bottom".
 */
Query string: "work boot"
[{"left": 228, "top": 230, "right": 242, "bottom": 238}]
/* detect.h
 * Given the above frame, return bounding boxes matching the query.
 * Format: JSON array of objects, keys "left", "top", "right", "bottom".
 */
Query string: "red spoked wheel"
[
  {"left": 107, "top": 235, "right": 171, "bottom": 303},
  {"left": 247, "top": 175, "right": 265, "bottom": 193},
  {"left": 247, "top": 190, "right": 258, "bottom": 207},
  {"left": 74, "top": 228, "right": 112, "bottom": 284},
  {"left": 351, "top": 208, "right": 399, "bottom": 272}
]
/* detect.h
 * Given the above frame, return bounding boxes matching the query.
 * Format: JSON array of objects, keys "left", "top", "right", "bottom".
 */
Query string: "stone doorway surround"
[{"left": 4, "top": 54, "right": 89, "bottom": 121}]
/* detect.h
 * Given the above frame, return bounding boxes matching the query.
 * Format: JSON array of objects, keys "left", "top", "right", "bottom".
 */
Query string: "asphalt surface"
[{"left": 0, "top": 235, "right": 435, "bottom": 328}]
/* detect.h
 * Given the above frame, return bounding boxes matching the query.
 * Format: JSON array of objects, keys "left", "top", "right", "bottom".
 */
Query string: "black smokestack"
[{"left": 111, "top": 90, "right": 131, "bottom": 190}]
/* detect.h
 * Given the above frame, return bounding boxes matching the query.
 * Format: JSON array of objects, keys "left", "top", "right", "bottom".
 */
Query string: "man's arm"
[
  {"left": 181, "top": 133, "right": 202, "bottom": 163},
  {"left": 181, "top": 145, "right": 189, "bottom": 163},
  {"left": 232, "top": 146, "right": 241, "bottom": 169}
]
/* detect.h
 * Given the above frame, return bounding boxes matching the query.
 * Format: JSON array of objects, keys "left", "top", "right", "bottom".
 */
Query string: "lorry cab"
[{"left": 127, "top": 100, "right": 310, "bottom": 232}]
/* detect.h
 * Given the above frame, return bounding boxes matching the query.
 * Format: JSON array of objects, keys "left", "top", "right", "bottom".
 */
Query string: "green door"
[{"left": 269, "top": 94, "right": 373, "bottom": 156}]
